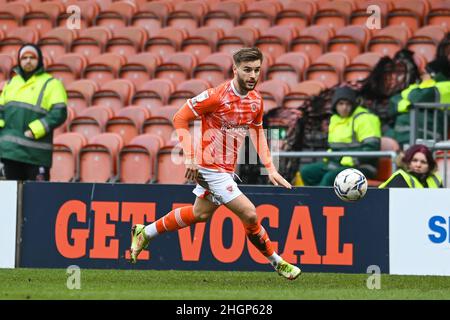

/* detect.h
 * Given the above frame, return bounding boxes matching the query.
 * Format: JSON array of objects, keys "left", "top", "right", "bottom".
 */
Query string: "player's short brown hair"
[{"left": 232, "top": 47, "right": 263, "bottom": 66}]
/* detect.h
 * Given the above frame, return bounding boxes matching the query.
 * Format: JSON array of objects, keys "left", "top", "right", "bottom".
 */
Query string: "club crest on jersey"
[{"left": 251, "top": 104, "right": 257, "bottom": 112}]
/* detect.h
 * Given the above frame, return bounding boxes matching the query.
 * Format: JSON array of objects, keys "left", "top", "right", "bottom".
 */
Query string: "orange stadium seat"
[
  {"left": 0, "top": 3, "right": 30, "bottom": 34},
  {"left": 166, "top": 1, "right": 209, "bottom": 34},
  {"left": 43, "top": 55, "right": 53, "bottom": 70},
  {"left": 94, "top": 1, "right": 138, "bottom": 31},
  {"left": 387, "top": 0, "right": 429, "bottom": 32},
  {"left": 282, "top": 80, "right": 326, "bottom": 109},
  {"left": 289, "top": 25, "right": 334, "bottom": 62},
  {"left": 118, "top": 133, "right": 164, "bottom": 183},
  {"left": 344, "top": 52, "right": 382, "bottom": 83},
  {"left": 305, "top": 52, "right": 350, "bottom": 88},
  {"left": 367, "top": 136, "right": 400, "bottom": 187},
  {"left": 68, "top": 105, "right": 114, "bottom": 140},
  {"left": 119, "top": 52, "right": 160, "bottom": 88},
  {"left": 22, "top": 1, "right": 65, "bottom": 37},
  {"left": 312, "top": 0, "right": 352, "bottom": 29},
  {"left": 426, "top": 0, "right": 450, "bottom": 30},
  {"left": 91, "top": 79, "right": 135, "bottom": 114},
  {"left": 105, "top": 26, "right": 148, "bottom": 57},
  {"left": 176, "top": 79, "right": 211, "bottom": 95},
  {"left": 181, "top": 26, "right": 225, "bottom": 63},
  {"left": 51, "top": 132, "right": 87, "bottom": 182},
  {"left": 350, "top": 0, "right": 390, "bottom": 27},
  {"left": 413, "top": 52, "right": 427, "bottom": 74},
  {"left": 203, "top": 0, "right": 245, "bottom": 32},
  {"left": 142, "top": 106, "right": 178, "bottom": 145},
  {"left": 46, "top": 53, "right": 88, "bottom": 87},
  {"left": 327, "top": 25, "right": 371, "bottom": 60},
  {"left": 66, "top": 79, "right": 99, "bottom": 115},
  {"left": 79, "top": 132, "right": 124, "bottom": 183},
  {"left": 70, "top": 26, "right": 113, "bottom": 62},
  {"left": 132, "top": 79, "right": 175, "bottom": 111},
  {"left": 275, "top": 0, "right": 317, "bottom": 29},
  {"left": 131, "top": 3, "right": 164, "bottom": 38},
  {"left": 154, "top": 52, "right": 197, "bottom": 87},
  {"left": 0, "top": 27, "right": 39, "bottom": 57},
  {"left": 57, "top": 0, "right": 100, "bottom": 28},
  {"left": 155, "top": 145, "right": 187, "bottom": 184},
  {"left": 367, "top": 25, "right": 412, "bottom": 58},
  {"left": 255, "top": 25, "right": 298, "bottom": 60},
  {"left": 257, "top": 79, "right": 290, "bottom": 111},
  {"left": 135, "top": 0, "right": 174, "bottom": 23},
  {"left": 82, "top": 53, "right": 126, "bottom": 86},
  {"left": 239, "top": 1, "right": 283, "bottom": 32},
  {"left": 261, "top": 52, "right": 274, "bottom": 80},
  {"left": 38, "top": 27, "right": 78, "bottom": 61},
  {"left": 95, "top": 0, "right": 113, "bottom": 11},
  {"left": 0, "top": 53, "right": 15, "bottom": 82},
  {"left": 192, "top": 52, "right": 233, "bottom": 87},
  {"left": 53, "top": 105, "right": 75, "bottom": 137},
  {"left": 106, "top": 105, "right": 150, "bottom": 145},
  {"left": 266, "top": 52, "right": 310, "bottom": 89},
  {"left": 143, "top": 26, "right": 188, "bottom": 57},
  {"left": 407, "top": 25, "right": 447, "bottom": 62},
  {"left": 216, "top": 25, "right": 260, "bottom": 56}
]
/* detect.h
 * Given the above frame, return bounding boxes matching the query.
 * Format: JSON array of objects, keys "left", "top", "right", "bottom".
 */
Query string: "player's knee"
[
  {"left": 241, "top": 208, "right": 258, "bottom": 225},
  {"left": 195, "top": 211, "right": 212, "bottom": 222}
]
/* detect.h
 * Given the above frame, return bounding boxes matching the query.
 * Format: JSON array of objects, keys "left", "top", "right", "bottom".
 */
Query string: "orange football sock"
[
  {"left": 244, "top": 221, "right": 274, "bottom": 257},
  {"left": 155, "top": 206, "right": 196, "bottom": 234}
]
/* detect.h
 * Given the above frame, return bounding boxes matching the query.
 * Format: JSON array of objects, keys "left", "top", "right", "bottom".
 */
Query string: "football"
[{"left": 333, "top": 168, "right": 368, "bottom": 202}]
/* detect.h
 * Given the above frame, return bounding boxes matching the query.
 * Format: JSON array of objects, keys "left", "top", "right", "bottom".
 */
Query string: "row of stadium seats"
[
  {"left": 1, "top": 0, "right": 448, "bottom": 36},
  {"left": 60, "top": 78, "right": 325, "bottom": 111},
  {"left": 51, "top": 131, "right": 186, "bottom": 184},
  {"left": 57, "top": 104, "right": 179, "bottom": 146},
  {"left": 1, "top": 0, "right": 449, "bottom": 186},
  {"left": 0, "top": 23, "right": 446, "bottom": 67},
  {"left": 48, "top": 128, "right": 450, "bottom": 187},
  {"left": 0, "top": 76, "right": 328, "bottom": 118},
  {"left": 0, "top": 49, "right": 426, "bottom": 93}
]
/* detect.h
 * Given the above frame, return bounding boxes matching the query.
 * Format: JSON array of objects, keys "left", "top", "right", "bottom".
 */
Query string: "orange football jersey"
[{"left": 186, "top": 80, "right": 264, "bottom": 172}]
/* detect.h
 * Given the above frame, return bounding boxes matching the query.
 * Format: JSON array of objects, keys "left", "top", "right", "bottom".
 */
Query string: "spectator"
[
  {"left": 385, "top": 57, "right": 450, "bottom": 148},
  {"left": 379, "top": 144, "right": 443, "bottom": 188},
  {"left": 299, "top": 86, "right": 381, "bottom": 186},
  {"left": 0, "top": 44, "right": 67, "bottom": 181}
]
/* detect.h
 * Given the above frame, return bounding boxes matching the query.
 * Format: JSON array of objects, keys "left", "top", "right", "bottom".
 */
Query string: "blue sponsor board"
[{"left": 20, "top": 182, "right": 389, "bottom": 273}]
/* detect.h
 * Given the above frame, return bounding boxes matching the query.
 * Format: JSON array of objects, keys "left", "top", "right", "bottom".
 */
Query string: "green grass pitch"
[{"left": 0, "top": 268, "right": 450, "bottom": 300}]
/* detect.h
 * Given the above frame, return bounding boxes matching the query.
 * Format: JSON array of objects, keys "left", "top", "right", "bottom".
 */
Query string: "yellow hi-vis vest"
[
  {"left": 327, "top": 105, "right": 381, "bottom": 167},
  {"left": 379, "top": 169, "right": 442, "bottom": 188}
]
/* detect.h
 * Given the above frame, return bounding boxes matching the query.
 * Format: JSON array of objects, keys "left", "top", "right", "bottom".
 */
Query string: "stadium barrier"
[
  {"left": 18, "top": 182, "right": 389, "bottom": 274},
  {"left": 410, "top": 103, "right": 450, "bottom": 147},
  {"left": 0, "top": 181, "right": 18, "bottom": 268},
  {"left": 410, "top": 103, "right": 450, "bottom": 187},
  {"left": 273, "top": 150, "right": 398, "bottom": 172}
]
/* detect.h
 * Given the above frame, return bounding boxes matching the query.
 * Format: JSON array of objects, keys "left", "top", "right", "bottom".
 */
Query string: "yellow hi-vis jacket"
[
  {"left": 327, "top": 105, "right": 381, "bottom": 167},
  {"left": 0, "top": 70, "right": 67, "bottom": 167},
  {"left": 379, "top": 169, "right": 443, "bottom": 188}
]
